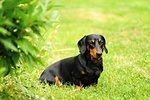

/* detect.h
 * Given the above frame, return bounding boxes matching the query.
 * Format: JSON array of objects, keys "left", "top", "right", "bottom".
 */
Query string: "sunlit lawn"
[{"left": 0, "top": 0, "right": 150, "bottom": 99}]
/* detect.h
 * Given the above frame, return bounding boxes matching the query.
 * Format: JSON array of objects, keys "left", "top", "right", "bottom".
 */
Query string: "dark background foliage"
[{"left": 0, "top": 0, "right": 56, "bottom": 76}]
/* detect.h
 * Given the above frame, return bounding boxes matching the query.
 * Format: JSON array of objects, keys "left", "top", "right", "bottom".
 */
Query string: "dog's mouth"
[
  {"left": 90, "top": 56, "right": 102, "bottom": 63},
  {"left": 88, "top": 47, "right": 103, "bottom": 63}
]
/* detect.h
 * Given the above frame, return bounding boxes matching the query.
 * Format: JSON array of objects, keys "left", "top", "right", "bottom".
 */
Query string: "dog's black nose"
[{"left": 96, "top": 53, "right": 102, "bottom": 57}]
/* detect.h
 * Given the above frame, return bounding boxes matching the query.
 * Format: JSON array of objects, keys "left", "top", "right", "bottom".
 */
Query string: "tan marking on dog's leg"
[
  {"left": 54, "top": 76, "right": 62, "bottom": 87},
  {"left": 75, "top": 85, "right": 83, "bottom": 90}
]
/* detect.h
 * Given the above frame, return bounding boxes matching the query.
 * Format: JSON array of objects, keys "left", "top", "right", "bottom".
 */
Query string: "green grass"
[{"left": 0, "top": 0, "right": 150, "bottom": 99}]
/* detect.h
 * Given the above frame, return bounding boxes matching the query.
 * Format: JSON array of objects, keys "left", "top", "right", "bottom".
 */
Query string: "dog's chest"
[
  {"left": 72, "top": 64, "right": 100, "bottom": 81},
  {"left": 81, "top": 66, "right": 101, "bottom": 77}
]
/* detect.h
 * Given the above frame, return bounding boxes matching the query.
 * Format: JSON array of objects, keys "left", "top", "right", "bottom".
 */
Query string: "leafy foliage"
[{"left": 0, "top": 0, "right": 57, "bottom": 76}]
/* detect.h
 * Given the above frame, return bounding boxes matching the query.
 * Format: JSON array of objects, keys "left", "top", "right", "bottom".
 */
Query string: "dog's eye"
[
  {"left": 98, "top": 39, "right": 101, "bottom": 42},
  {"left": 89, "top": 40, "right": 95, "bottom": 48},
  {"left": 98, "top": 39, "right": 102, "bottom": 44},
  {"left": 98, "top": 39, "right": 104, "bottom": 44},
  {"left": 89, "top": 40, "right": 95, "bottom": 44}
]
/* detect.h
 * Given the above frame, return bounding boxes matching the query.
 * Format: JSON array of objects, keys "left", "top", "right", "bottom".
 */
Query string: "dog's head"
[{"left": 78, "top": 34, "right": 108, "bottom": 63}]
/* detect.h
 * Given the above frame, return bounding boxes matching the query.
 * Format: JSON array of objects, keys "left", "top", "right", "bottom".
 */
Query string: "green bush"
[{"left": 0, "top": 0, "right": 57, "bottom": 76}]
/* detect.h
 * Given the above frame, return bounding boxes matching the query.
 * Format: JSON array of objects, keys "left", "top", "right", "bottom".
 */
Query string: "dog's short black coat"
[{"left": 40, "top": 34, "right": 108, "bottom": 87}]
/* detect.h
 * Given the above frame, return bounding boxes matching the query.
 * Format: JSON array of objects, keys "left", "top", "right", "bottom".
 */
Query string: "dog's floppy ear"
[
  {"left": 77, "top": 36, "right": 87, "bottom": 54},
  {"left": 104, "top": 45, "right": 108, "bottom": 54},
  {"left": 100, "top": 35, "right": 108, "bottom": 54}
]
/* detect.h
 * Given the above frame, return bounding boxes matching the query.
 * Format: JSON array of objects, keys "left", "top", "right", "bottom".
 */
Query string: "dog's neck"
[
  {"left": 78, "top": 54, "right": 86, "bottom": 67},
  {"left": 78, "top": 54, "right": 103, "bottom": 74},
  {"left": 78, "top": 53, "right": 102, "bottom": 67}
]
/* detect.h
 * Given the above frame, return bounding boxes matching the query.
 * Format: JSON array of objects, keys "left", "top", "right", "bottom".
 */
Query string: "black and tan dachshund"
[{"left": 39, "top": 34, "right": 108, "bottom": 87}]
